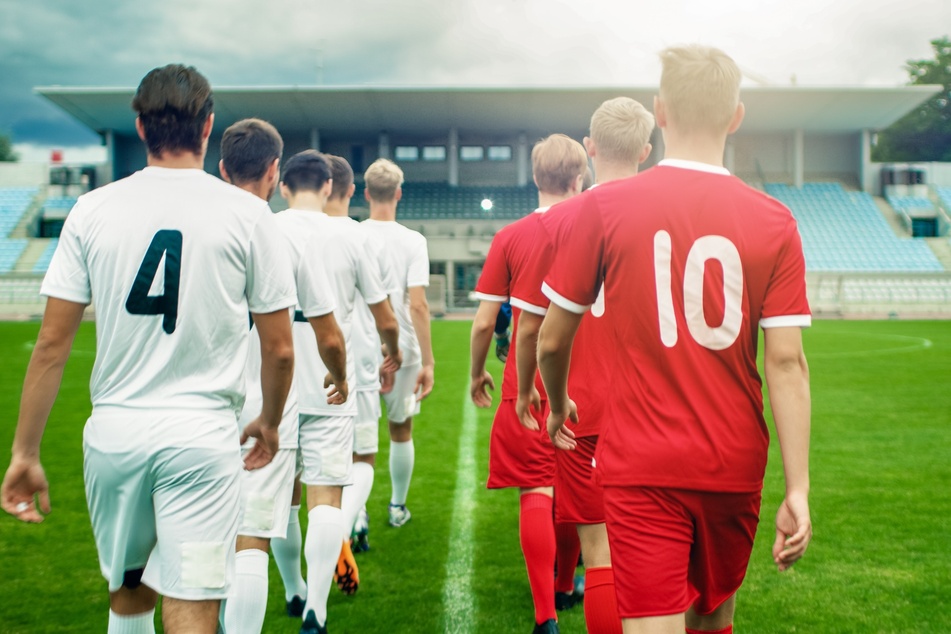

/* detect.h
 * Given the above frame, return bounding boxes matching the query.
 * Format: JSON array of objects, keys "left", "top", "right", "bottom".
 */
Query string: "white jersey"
[
  {"left": 297, "top": 214, "right": 388, "bottom": 415},
  {"left": 41, "top": 166, "right": 297, "bottom": 415},
  {"left": 241, "top": 208, "right": 337, "bottom": 448},
  {"left": 351, "top": 225, "right": 399, "bottom": 391},
  {"left": 360, "top": 219, "right": 430, "bottom": 367}
]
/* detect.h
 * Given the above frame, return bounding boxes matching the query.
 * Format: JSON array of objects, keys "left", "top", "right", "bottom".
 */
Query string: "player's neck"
[
  {"left": 538, "top": 191, "right": 575, "bottom": 209},
  {"left": 369, "top": 202, "right": 397, "bottom": 221},
  {"left": 593, "top": 160, "right": 638, "bottom": 184},
  {"left": 236, "top": 180, "right": 272, "bottom": 202},
  {"left": 286, "top": 190, "right": 326, "bottom": 212},
  {"left": 661, "top": 128, "right": 728, "bottom": 168},
  {"left": 147, "top": 150, "right": 205, "bottom": 170},
  {"left": 324, "top": 199, "right": 350, "bottom": 217}
]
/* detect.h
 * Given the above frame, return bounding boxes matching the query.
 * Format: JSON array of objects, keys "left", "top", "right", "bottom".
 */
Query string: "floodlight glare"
[{"left": 481, "top": 198, "right": 493, "bottom": 211}]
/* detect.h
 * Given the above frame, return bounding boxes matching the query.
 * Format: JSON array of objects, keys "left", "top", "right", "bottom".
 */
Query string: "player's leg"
[
  {"left": 519, "top": 486, "right": 558, "bottom": 629},
  {"left": 554, "top": 520, "right": 582, "bottom": 609},
  {"left": 685, "top": 595, "right": 735, "bottom": 634},
  {"left": 577, "top": 523, "right": 621, "bottom": 634},
  {"left": 162, "top": 599, "right": 222, "bottom": 634},
  {"left": 382, "top": 363, "right": 421, "bottom": 526},
  {"left": 271, "top": 458, "right": 307, "bottom": 615},
  {"left": 340, "top": 389, "right": 379, "bottom": 550}
]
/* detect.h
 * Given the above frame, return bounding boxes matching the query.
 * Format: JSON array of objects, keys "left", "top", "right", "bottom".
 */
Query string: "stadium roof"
[{"left": 36, "top": 84, "right": 941, "bottom": 138}]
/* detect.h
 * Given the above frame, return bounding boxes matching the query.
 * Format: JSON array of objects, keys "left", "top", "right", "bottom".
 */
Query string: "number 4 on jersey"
[{"left": 125, "top": 230, "right": 182, "bottom": 334}]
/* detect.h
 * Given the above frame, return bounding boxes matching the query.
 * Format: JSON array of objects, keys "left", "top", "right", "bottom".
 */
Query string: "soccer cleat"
[
  {"left": 334, "top": 539, "right": 360, "bottom": 595},
  {"left": 532, "top": 618, "right": 560, "bottom": 634},
  {"left": 555, "top": 591, "right": 582, "bottom": 611},
  {"left": 352, "top": 507, "right": 370, "bottom": 553},
  {"left": 300, "top": 610, "right": 328, "bottom": 634},
  {"left": 388, "top": 503, "right": 412, "bottom": 527},
  {"left": 286, "top": 595, "right": 306, "bottom": 618}
]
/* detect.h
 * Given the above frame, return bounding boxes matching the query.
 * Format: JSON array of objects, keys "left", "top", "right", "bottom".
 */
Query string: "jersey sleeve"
[
  {"left": 355, "top": 234, "right": 389, "bottom": 306},
  {"left": 406, "top": 233, "right": 430, "bottom": 289},
  {"left": 542, "top": 196, "right": 605, "bottom": 314},
  {"left": 297, "top": 235, "right": 338, "bottom": 318},
  {"left": 473, "top": 230, "right": 511, "bottom": 302},
  {"left": 40, "top": 200, "right": 91, "bottom": 304},
  {"left": 510, "top": 220, "right": 554, "bottom": 316},
  {"left": 246, "top": 210, "right": 298, "bottom": 314},
  {"left": 760, "top": 217, "right": 812, "bottom": 329}
]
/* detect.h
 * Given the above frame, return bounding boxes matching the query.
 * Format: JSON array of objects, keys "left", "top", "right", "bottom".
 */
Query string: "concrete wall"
[{"left": 0, "top": 162, "right": 49, "bottom": 187}]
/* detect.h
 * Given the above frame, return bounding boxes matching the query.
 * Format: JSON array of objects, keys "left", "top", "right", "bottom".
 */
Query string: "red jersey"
[
  {"left": 513, "top": 195, "right": 611, "bottom": 438},
  {"left": 543, "top": 160, "right": 811, "bottom": 493},
  {"left": 473, "top": 209, "right": 549, "bottom": 400}
]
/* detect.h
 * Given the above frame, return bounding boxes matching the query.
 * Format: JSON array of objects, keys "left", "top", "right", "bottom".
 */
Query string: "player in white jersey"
[
  {"left": 0, "top": 65, "right": 296, "bottom": 634},
  {"left": 218, "top": 119, "right": 347, "bottom": 634},
  {"left": 361, "top": 158, "right": 435, "bottom": 528},
  {"left": 279, "top": 151, "right": 401, "bottom": 634}
]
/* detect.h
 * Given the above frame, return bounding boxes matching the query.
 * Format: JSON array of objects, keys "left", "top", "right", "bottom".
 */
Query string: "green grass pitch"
[{"left": 0, "top": 319, "right": 949, "bottom": 633}]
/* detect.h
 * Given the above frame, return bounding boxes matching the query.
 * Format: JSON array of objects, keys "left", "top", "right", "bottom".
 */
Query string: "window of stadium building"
[
  {"left": 422, "top": 146, "right": 447, "bottom": 161},
  {"left": 460, "top": 146, "right": 484, "bottom": 161},
  {"left": 395, "top": 146, "right": 419, "bottom": 161},
  {"left": 487, "top": 145, "right": 512, "bottom": 161}
]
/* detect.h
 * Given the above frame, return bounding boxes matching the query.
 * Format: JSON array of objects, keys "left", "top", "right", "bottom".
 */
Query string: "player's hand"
[
  {"left": 516, "top": 387, "right": 542, "bottom": 431},
  {"left": 325, "top": 373, "right": 349, "bottom": 405},
  {"left": 380, "top": 368, "right": 395, "bottom": 394},
  {"left": 240, "top": 417, "right": 280, "bottom": 470},
  {"left": 773, "top": 490, "right": 812, "bottom": 571},
  {"left": 381, "top": 345, "right": 402, "bottom": 374},
  {"left": 1, "top": 457, "right": 51, "bottom": 523},
  {"left": 470, "top": 371, "right": 495, "bottom": 408},
  {"left": 547, "top": 399, "right": 578, "bottom": 450},
  {"left": 415, "top": 364, "right": 435, "bottom": 401}
]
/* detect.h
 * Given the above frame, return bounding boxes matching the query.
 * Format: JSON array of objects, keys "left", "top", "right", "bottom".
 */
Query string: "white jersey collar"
[
  {"left": 658, "top": 158, "right": 730, "bottom": 176},
  {"left": 533, "top": 206, "right": 551, "bottom": 214}
]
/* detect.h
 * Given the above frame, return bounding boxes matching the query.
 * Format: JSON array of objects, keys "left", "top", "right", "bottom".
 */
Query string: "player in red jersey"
[
  {"left": 513, "top": 96, "right": 654, "bottom": 634},
  {"left": 537, "top": 45, "right": 812, "bottom": 634},
  {"left": 469, "top": 134, "right": 588, "bottom": 634}
]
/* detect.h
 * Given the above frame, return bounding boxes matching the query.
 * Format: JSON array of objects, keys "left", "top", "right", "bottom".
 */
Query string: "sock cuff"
[
  {"left": 108, "top": 609, "right": 155, "bottom": 634},
  {"left": 287, "top": 505, "right": 301, "bottom": 525},
  {"left": 585, "top": 565, "right": 615, "bottom": 588},
  {"left": 686, "top": 626, "right": 732, "bottom": 634},
  {"left": 520, "top": 492, "right": 554, "bottom": 512},
  {"left": 308, "top": 504, "right": 343, "bottom": 523},
  {"left": 235, "top": 548, "right": 270, "bottom": 563},
  {"left": 390, "top": 439, "right": 414, "bottom": 453}
]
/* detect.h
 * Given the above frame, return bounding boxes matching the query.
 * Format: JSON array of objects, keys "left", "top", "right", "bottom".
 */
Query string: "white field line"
[{"left": 440, "top": 387, "right": 479, "bottom": 633}]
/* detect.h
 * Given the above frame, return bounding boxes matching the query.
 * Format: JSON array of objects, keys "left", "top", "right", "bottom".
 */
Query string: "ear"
[
  {"left": 394, "top": 187, "right": 402, "bottom": 202},
  {"left": 572, "top": 173, "right": 584, "bottom": 195},
  {"left": 201, "top": 113, "right": 214, "bottom": 141},
  {"left": 347, "top": 183, "right": 356, "bottom": 199},
  {"left": 135, "top": 117, "right": 147, "bottom": 142},
  {"left": 637, "top": 143, "right": 652, "bottom": 164},
  {"left": 583, "top": 136, "right": 596, "bottom": 158},
  {"left": 279, "top": 182, "right": 291, "bottom": 200},
  {"left": 727, "top": 102, "right": 745, "bottom": 135},
  {"left": 218, "top": 160, "right": 230, "bottom": 183},
  {"left": 266, "top": 158, "right": 280, "bottom": 184},
  {"left": 653, "top": 96, "right": 666, "bottom": 129},
  {"left": 321, "top": 178, "right": 333, "bottom": 198}
]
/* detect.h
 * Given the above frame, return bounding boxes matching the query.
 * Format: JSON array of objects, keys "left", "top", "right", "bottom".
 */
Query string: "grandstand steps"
[
  {"left": 9, "top": 187, "right": 46, "bottom": 239},
  {"left": 14, "top": 239, "right": 53, "bottom": 273},
  {"left": 873, "top": 196, "right": 911, "bottom": 238},
  {"left": 924, "top": 237, "right": 951, "bottom": 271}
]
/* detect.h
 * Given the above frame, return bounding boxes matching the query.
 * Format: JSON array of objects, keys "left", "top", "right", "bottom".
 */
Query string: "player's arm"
[
  {"left": 469, "top": 299, "right": 500, "bottom": 408},
  {"left": 408, "top": 285, "right": 435, "bottom": 401},
  {"left": 537, "top": 304, "right": 583, "bottom": 450},
  {"left": 2, "top": 297, "right": 86, "bottom": 522},
  {"left": 514, "top": 310, "right": 543, "bottom": 430},
  {"left": 244, "top": 308, "right": 295, "bottom": 469},
  {"left": 763, "top": 325, "right": 812, "bottom": 571},
  {"left": 368, "top": 298, "right": 401, "bottom": 371},
  {"left": 307, "top": 311, "right": 348, "bottom": 405}
]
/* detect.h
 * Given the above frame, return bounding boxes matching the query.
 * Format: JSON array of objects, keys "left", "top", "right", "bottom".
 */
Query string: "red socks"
[
  {"left": 554, "top": 522, "right": 581, "bottom": 594},
  {"left": 520, "top": 493, "right": 557, "bottom": 624},
  {"left": 584, "top": 566, "right": 622, "bottom": 634},
  {"left": 686, "top": 626, "right": 733, "bottom": 634}
]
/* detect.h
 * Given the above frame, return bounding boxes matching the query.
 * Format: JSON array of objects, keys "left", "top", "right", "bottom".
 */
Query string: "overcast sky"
[{"left": 1, "top": 0, "right": 948, "bottom": 157}]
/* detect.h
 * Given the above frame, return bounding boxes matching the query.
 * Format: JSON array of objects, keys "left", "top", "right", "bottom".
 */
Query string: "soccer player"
[
  {"left": 361, "top": 158, "right": 435, "bottom": 528},
  {"left": 469, "top": 133, "right": 588, "bottom": 634},
  {"left": 538, "top": 45, "right": 812, "bottom": 634},
  {"left": 0, "top": 65, "right": 297, "bottom": 634},
  {"left": 512, "top": 97, "right": 654, "bottom": 634},
  {"left": 280, "top": 150, "right": 401, "bottom": 634},
  {"left": 218, "top": 119, "right": 348, "bottom": 634}
]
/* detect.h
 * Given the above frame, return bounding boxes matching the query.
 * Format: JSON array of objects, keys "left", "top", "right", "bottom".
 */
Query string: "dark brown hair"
[
  {"left": 131, "top": 64, "right": 214, "bottom": 157},
  {"left": 220, "top": 118, "right": 283, "bottom": 185}
]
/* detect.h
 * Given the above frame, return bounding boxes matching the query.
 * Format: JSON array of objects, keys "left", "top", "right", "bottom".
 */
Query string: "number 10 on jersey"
[{"left": 125, "top": 230, "right": 183, "bottom": 334}]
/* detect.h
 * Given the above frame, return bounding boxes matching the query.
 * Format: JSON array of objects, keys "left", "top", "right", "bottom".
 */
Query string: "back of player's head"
[
  {"left": 281, "top": 150, "right": 332, "bottom": 194},
  {"left": 326, "top": 155, "right": 355, "bottom": 201},
  {"left": 590, "top": 97, "right": 655, "bottom": 163},
  {"left": 364, "top": 158, "right": 404, "bottom": 203},
  {"left": 220, "top": 118, "right": 283, "bottom": 185},
  {"left": 658, "top": 45, "right": 741, "bottom": 135},
  {"left": 531, "top": 134, "right": 588, "bottom": 195},
  {"left": 132, "top": 64, "right": 214, "bottom": 157}
]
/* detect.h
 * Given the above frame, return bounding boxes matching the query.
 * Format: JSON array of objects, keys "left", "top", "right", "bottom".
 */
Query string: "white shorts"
[
  {"left": 381, "top": 362, "right": 422, "bottom": 424},
  {"left": 237, "top": 447, "right": 296, "bottom": 539},
  {"left": 353, "top": 389, "right": 381, "bottom": 455},
  {"left": 83, "top": 408, "right": 241, "bottom": 601},
  {"left": 299, "top": 413, "right": 354, "bottom": 486}
]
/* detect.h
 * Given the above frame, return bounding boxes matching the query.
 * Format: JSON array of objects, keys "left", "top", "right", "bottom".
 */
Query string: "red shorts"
[
  {"left": 487, "top": 399, "right": 555, "bottom": 489},
  {"left": 554, "top": 435, "right": 604, "bottom": 524},
  {"left": 603, "top": 486, "right": 761, "bottom": 618}
]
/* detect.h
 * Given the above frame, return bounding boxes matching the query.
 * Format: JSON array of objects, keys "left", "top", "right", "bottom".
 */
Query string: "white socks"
[
  {"left": 222, "top": 549, "right": 269, "bottom": 634},
  {"left": 341, "top": 461, "right": 375, "bottom": 534},
  {"left": 389, "top": 439, "right": 415, "bottom": 506},
  {"left": 107, "top": 609, "right": 155, "bottom": 634},
  {"left": 304, "top": 505, "right": 345, "bottom": 627},
  {"left": 272, "top": 504, "right": 307, "bottom": 601}
]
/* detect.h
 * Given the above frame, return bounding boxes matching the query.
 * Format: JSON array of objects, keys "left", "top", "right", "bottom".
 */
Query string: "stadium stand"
[
  {"left": 363, "top": 183, "right": 539, "bottom": 220},
  {"left": 32, "top": 238, "right": 59, "bottom": 273},
  {"left": 42, "top": 195, "right": 77, "bottom": 214},
  {"left": 765, "top": 183, "right": 943, "bottom": 272},
  {"left": 0, "top": 239, "right": 29, "bottom": 273},
  {"left": 0, "top": 187, "right": 40, "bottom": 273}
]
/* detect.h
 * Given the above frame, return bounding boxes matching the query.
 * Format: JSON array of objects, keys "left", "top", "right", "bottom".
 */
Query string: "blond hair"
[
  {"left": 364, "top": 158, "right": 404, "bottom": 202},
  {"left": 531, "top": 134, "right": 588, "bottom": 195},
  {"left": 658, "top": 45, "right": 741, "bottom": 135},
  {"left": 590, "top": 97, "right": 654, "bottom": 164}
]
